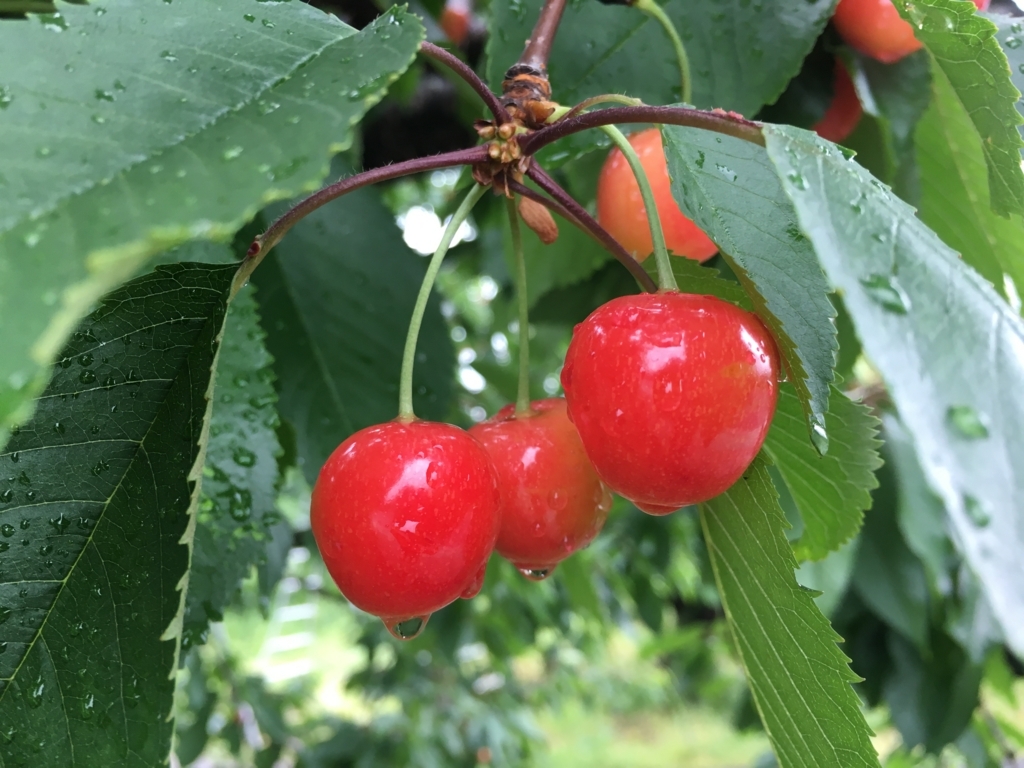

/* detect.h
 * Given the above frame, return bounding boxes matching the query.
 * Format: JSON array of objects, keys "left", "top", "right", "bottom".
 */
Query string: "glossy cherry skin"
[
  {"left": 310, "top": 419, "right": 500, "bottom": 631},
  {"left": 597, "top": 128, "right": 718, "bottom": 263},
  {"left": 561, "top": 292, "right": 780, "bottom": 513},
  {"left": 470, "top": 398, "right": 612, "bottom": 577},
  {"left": 833, "top": 0, "right": 922, "bottom": 63},
  {"left": 813, "top": 58, "right": 862, "bottom": 144}
]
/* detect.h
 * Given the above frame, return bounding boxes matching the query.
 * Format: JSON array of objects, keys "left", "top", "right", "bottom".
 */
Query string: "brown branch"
[
  {"left": 420, "top": 41, "right": 511, "bottom": 124},
  {"left": 519, "top": 0, "right": 567, "bottom": 71},
  {"left": 522, "top": 165, "right": 657, "bottom": 293},
  {"left": 521, "top": 105, "right": 766, "bottom": 156}
]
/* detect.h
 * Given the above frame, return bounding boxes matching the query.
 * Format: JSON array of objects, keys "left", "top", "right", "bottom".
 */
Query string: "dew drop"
[
  {"left": 20, "top": 519, "right": 29, "bottom": 530},
  {"left": 261, "top": 18, "right": 276, "bottom": 27},
  {"left": 95, "top": 89, "right": 115, "bottom": 102},
  {"left": 786, "top": 171, "right": 808, "bottom": 190},
  {"left": 81, "top": 693, "right": 95, "bottom": 720},
  {"left": 0, "top": 490, "right": 13, "bottom": 503},
  {"left": 49, "top": 513, "right": 71, "bottom": 533},
  {"left": 715, "top": 164, "right": 737, "bottom": 182},
  {"left": 517, "top": 566, "right": 554, "bottom": 581},
  {"left": 1006, "top": 36, "right": 1022, "bottom": 49},
  {"left": 160, "top": 50, "right": 178, "bottom": 62},
  {"left": 0, "top": 87, "right": 12, "bottom": 109},
  {"left": 548, "top": 489, "right": 567, "bottom": 510},
  {"left": 243, "top": 13, "right": 255, "bottom": 20},
  {"left": 228, "top": 490, "right": 252, "bottom": 522},
  {"left": 694, "top": 151, "right": 705, "bottom": 169},
  {"left": 0, "top": 607, "right": 10, "bottom": 624},
  {"left": 385, "top": 615, "right": 428, "bottom": 640},
  {"left": 54, "top": 421, "right": 66, "bottom": 435},
  {"left": 964, "top": 495, "right": 991, "bottom": 527},
  {"left": 810, "top": 421, "right": 829, "bottom": 455},
  {"left": 222, "top": 146, "right": 244, "bottom": 161},
  {"left": 946, "top": 405, "right": 988, "bottom": 439},
  {"left": 0, "top": 524, "right": 14, "bottom": 537},
  {"left": 231, "top": 447, "right": 256, "bottom": 467},
  {"left": 79, "top": 370, "right": 96, "bottom": 384},
  {"left": 859, "top": 273, "right": 911, "bottom": 314}
]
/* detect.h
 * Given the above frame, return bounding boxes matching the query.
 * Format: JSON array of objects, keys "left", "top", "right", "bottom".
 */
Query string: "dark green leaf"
[
  {"left": 555, "top": 553, "right": 602, "bottom": 620},
  {"left": 701, "top": 458, "right": 879, "bottom": 768},
  {"left": 795, "top": 539, "right": 859, "bottom": 617},
  {"left": 662, "top": 126, "right": 837, "bottom": 446},
  {"left": 252, "top": 160, "right": 454, "bottom": 484},
  {"left": 988, "top": 13, "right": 1024, "bottom": 133},
  {"left": 895, "top": 0, "right": 1024, "bottom": 216},
  {"left": 853, "top": 50, "right": 933, "bottom": 158},
  {"left": 183, "top": 285, "right": 285, "bottom": 649},
  {"left": 763, "top": 123, "right": 1024, "bottom": 657},
  {"left": 764, "top": 384, "right": 882, "bottom": 561},
  {"left": 0, "top": 262, "right": 236, "bottom": 765},
  {"left": 0, "top": 2, "right": 425, "bottom": 444}
]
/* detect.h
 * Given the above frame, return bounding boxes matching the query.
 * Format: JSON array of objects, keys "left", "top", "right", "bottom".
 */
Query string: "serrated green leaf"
[
  {"left": 485, "top": 0, "right": 836, "bottom": 163},
  {"left": 988, "top": 13, "right": 1024, "bottom": 135},
  {"left": 853, "top": 51, "right": 933, "bottom": 158},
  {"left": 0, "top": 262, "right": 236, "bottom": 765},
  {"left": 662, "top": 126, "right": 837, "bottom": 445},
  {"left": 700, "top": 458, "right": 879, "bottom": 768},
  {"left": 183, "top": 284, "right": 285, "bottom": 650},
  {"left": 0, "top": 1, "right": 425, "bottom": 444},
  {"left": 763, "top": 123, "right": 1024, "bottom": 657},
  {"left": 650, "top": 256, "right": 752, "bottom": 310},
  {"left": 916, "top": 52, "right": 1024, "bottom": 297},
  {"left": 895, "top": 0, "right": 1024, "bottom": 217},
  {"left": 764, "top": 384, "right": 882, "bottom": 562},
  {"left": 252, "top": 159, "right": 454, "bottom": 485}
]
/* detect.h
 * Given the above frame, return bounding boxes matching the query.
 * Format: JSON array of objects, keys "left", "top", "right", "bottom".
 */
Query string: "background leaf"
[
  {"left": 764, "top": 384, "right": 882, "bottom": 562},
  {"left": 0, "top": 1, "right": 424, "bottom": 445},
  {"left": 252, "top": 158, "right": 455, "bottom": 484},
  {"left": 763, "top": 123, "right": 1024, "bottom": 658},
  {"left": 701, "top": 458, "right": 879, "bottom": 768},
  {"left": 988, "top": 13, "right": 1024, "bottom": 131},
  {"left": 662, "top": 125, "right": 837, "bottom": 446},
  {"left": 0, "top": 262, "right": 236, "bottom": 765}
]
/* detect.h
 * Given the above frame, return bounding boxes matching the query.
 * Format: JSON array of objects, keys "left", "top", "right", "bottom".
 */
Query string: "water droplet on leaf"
[
  {"left": 946, "top": 405, "right": 988, "bottom": 439},
  {"left": 859, "top": 274, "right": 911, "bottom": 314},
  {"left": 964, "top": 495, "right": 991, "bottom": 527}
]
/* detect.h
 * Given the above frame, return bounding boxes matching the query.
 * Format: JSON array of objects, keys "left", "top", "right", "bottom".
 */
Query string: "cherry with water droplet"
[
  {"left": 561, "top": 292, "right": 780, "bottom": 512},
  {"left": 470, "top": 398, "right": 610, "bottom": 578}
]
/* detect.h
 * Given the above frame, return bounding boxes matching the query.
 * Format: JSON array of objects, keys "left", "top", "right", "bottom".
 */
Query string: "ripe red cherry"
[
  {"left": 440, "top": 0, "right": 471, "bottom": 45},
  {"left": 561, "top": 292, "right": 779, "bottom": 513},
  {"left": 311, "top": 419, "right": 500, "bottom": 639},
  {"left": 972, "top": 0, "right": 989, "bottom": 9},
  {"left": 597, "top": 128, "right": 718, "bottom": 263},
  {"left": 813, "top": 58, "right": 862, "bottom": 144},
  {"left": 469, "top": 398, "right": 612, "bottom": 580},
  {"left": 833, "top": 0, "right": 922, "bottom": 63}
]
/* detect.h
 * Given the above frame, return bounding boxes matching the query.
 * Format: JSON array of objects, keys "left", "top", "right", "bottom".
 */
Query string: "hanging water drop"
[
  {"left": 517, "top": 566, "right": 554, "bottom": 581},
  {"left": 385, "top": 615, "right": 428, "bottom": 640},
  {"left": 810, "top": 421, "right": 829, "bottom": 455}
]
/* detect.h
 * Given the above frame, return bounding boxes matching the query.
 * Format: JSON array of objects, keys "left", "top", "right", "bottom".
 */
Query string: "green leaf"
[
  {"left": 654, "top": 256, "right": 752, "bottom": 310},
  {"left": 764, "top": 384, "right": 882, "bottom": 562},
  {"left": 252, "top": 160, "right": 454, "bottom": 484},
  {"left": 853, "top": 51, "right": 933, "bottom": 159},
  {"left": 0, "top": 2, "right": 425, "bottom": 444},
  {"left": 183, "top": 284, "right": 285, "bottom": 649},
  {"left": 763, "top": 124, "right": 1024, "bottom": 657},
  {"left": 0, "top": 262, "right": 236, "bottom": 765},
  {"left": 989, "top": 13, "right": 1024, "bottom": 134},
  {"left": 485, "top": 0, "right": 836, "bottom": 162},
  {"left": 700, "top": 458, "right": 879, "bottom": 768},
  {"left": 662, "top": 126, "right": 838, "bottom": 446},
  {"left": 916, "top": 54, "right": 1024, "bottom": 298},
  {"left": 895, "top": 0, "right": 1024, "bottom": 217}
]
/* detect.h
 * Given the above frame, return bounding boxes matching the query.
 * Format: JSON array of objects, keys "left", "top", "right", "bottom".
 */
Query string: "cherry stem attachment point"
[
  {"left": 420, "top": 42, "right": 511, "bottom": 124},
  {"left": 634, "top": 0, "right": 692, "bottom": 105},
  {"left": 524, "top": 165, "right": 657, "bottom": 293},
  {"left": 506, "top": 197, "right": 533, "bottom": 416},
  {"left": 399, "top": 183, "right": 489, "bottom": 419},
  {"left": 600, "top": 124, "right": 677, "bottom": 291}
]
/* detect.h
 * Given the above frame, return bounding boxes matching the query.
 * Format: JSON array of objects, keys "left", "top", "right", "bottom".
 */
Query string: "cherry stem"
[
  {"left": 506, "top": 197, "right": 533, "bottom": 416},
  {"left": 519, "top": 0, "right": 567, "bottom": 70},
  {"left": 399, "top": 183, "right": 489, "bottom": 419},
  {"left": 599, "top": 124, "right": 677, "bottom": 291},
  {"left": 557, "top": 94, "right": 644, "bottom": 124},
  {"left": 634, "top": 0, "right": 692, "bottom": 105},
  {"left": 420, "top": 42, "right": 511, "bottom": 124},
  {"left": 249, "top": 147, "right": 489, "bottom": 271},
  {"left": 520, "top": 105, "right": 765, "bottom": 156},
  {"left": 524, "top": 165, "right": 658, "bottom": 293}
]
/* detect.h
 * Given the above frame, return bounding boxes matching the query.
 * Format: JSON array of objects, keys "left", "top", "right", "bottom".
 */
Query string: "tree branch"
[
  {"left": 420, "top": 41, "right": 511, "bottom": 124},
  {"left": 521, "top": 166, "right": 657, "bottom": 292},
  {"left": 519, "top": 0, "right": 567, "bottom": 71},
  {"left": 521, "top": 105, "right": 765, "bottom": 155}
]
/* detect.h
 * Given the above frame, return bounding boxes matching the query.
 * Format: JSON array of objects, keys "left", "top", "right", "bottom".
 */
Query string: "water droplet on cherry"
[
  {"left": 517, "top": 566, "right": 554, "bottom": 581},
  {"left": 384, "top": 615, "right": 428, "bottom": 640}
]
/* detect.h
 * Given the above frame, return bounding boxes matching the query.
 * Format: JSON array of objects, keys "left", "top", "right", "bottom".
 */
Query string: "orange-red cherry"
[
  {"left": 310, "top": 420, "right": 500, "bottom": 639},
  {"left": 561, "top": 293, "right": 780, "bottom": 513},
  {"left": 814, "top": 58, "right": 863, "bottom": 143},
  {"left": 470, "top": 398, "right": 612, "bottom": 580},
  {"left": 597, "top": 128, "right": 718, "bottom": 263},
  {"left": 440, "top": 0, "right": 472, "bottom": 45},
  {"left": 833, "top": 0, "right": 922, "bottom": 63}
]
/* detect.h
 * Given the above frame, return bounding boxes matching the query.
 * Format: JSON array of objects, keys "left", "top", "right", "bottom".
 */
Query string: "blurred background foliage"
[{"left": 161, "top": 0, "right": 1024, "bottom": 765}]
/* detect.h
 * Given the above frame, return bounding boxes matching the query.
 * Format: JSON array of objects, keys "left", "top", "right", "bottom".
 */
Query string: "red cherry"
[
  {"left": 310, "top": 419, "right": 500, "bottom": 639},
  {"left": 813, "top": 58, "right": 863, "bottom": 144},
  {"left": 440, "top": 0, "right": 472, "bottom": 45},
  {"left": 470, "top": 398, "right": 612, "bottom": 579},
  {"left": 833, "top": 0, "right": 923, "bottom": 63},
  {"left": 561, "top": 292, "right": 780, "bottom": 512},
  {"left": 972, "top": 0, "right": 989, "bottom": 8},
  {"left": 597, "top": 128, "right": 718, "bottom": 264}
]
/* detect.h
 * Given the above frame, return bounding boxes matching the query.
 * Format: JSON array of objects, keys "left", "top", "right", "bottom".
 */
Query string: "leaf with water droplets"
[
  {"left": 662, "top": 125, "right": 839, "bottom": 446},
  {"left": 764, "top": 123, "right": 1024, "bottom": 658},
  {"left": 764, "top": 383, "right": 883, "bottom": 562},
  {"left": 894, "top": 0, "right": 1024, "bottom": 217},
  {"left": 0, "top": 262, "right": 235, "bottom": 765},
  {"left": 0, "top": 2, "right": 425, "bottom": 448}
]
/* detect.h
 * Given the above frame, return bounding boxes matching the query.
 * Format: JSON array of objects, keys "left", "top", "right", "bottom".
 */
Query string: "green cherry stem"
[
  {"left": 399, "top": 183, "right": 489, "bottom": 420},
  {"left": 506, "top": 197, "right": 532, "bottom": 416},
  {"left": 634, "top": 0, "right": 692, "bottom": 105},
  {"left": 600, "top": 124, "right": 678, "bottom": 292}
]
